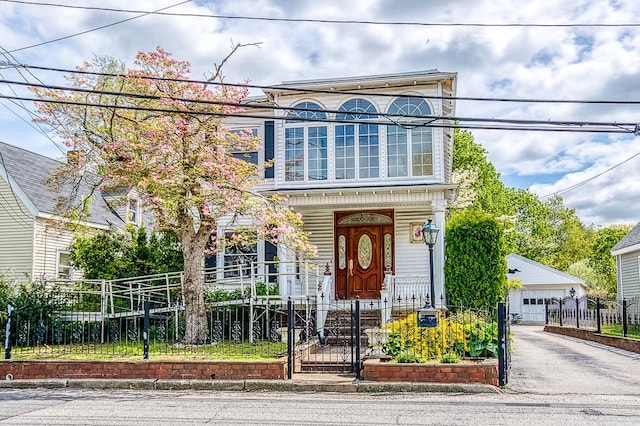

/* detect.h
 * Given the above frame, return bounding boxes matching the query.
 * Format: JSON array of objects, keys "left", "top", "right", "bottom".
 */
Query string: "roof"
[
  {"left": 0, "top": 141, "right": 123, "bottom": 228},
  {"left": 506, "top": 253, "right": 586, "bottom": 287},
  {"left": 611, "top": 221, "right": 640, "bottom": 255}
]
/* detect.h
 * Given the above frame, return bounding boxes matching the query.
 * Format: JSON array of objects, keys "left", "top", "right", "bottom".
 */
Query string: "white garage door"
[{"left": 521, "top": 290, "right": 565, "bottom": 323}]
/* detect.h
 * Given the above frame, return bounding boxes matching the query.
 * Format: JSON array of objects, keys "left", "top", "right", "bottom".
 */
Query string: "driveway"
[{"left": 509, "top": 325, "right": 640, "bottom": 394}]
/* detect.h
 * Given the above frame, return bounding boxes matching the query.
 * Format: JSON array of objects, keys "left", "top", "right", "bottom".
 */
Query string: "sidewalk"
[{"left": 0, "top": 373, "right": 501, "bottom": 394}]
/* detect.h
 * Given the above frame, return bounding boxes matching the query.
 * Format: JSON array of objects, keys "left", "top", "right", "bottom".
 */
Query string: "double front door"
[{"left": 334, "top": 211, "right": 394, "bottom": 300}]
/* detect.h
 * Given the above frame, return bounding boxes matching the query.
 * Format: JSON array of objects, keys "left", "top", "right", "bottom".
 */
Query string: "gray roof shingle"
[
  {"left": 0, "top": 141, "right": 123, "bottom": 228},
  {"left": 611, "top": 221, "right": 640, "bottom": 252}
]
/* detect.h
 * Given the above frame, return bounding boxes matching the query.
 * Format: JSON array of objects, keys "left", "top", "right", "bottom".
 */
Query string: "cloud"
[{"left": 1, "top": 0, "right": 639, "bottom": 226}]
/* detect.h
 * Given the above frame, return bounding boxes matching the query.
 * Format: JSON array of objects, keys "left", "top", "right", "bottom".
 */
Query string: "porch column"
[{"left": 431, "top": 200, "right": 447, "bottom": 309}]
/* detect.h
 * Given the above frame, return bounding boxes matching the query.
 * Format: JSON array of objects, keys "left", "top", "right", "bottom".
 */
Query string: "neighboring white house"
[
  {"left": 0, "top": 141, "right": 139, "bottom": 283},
  {"left": 506, "top": 253, "right": 588, "bottom": 323},
  {"left": 611, "top": 221, "right": 640, "bottom": 300},
  {"left": 218, "top": 70, "right": 458, "bottom": 305}
]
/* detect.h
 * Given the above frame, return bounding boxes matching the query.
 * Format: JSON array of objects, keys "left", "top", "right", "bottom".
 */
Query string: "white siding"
[
  {"left": 301, "top": 210, "right": 334, "bottom": 270},
  {"left": 394, "top": 209, "right": 432, "bottom": 276},
  {"left": 32, "top": 219, "right": 77, "bottom": 281},
  {"left": 0, "top": 177, "right": 34, "bottom": 282}
]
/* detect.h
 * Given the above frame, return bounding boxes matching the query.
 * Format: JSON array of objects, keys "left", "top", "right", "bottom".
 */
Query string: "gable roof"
[
  {"left": 611, "top": 221, "right": 640, "bottom": 255},
  {"left": 0, "top": 141, "right": 123, "bottom": 228},
  {"left": 506, "top": 253, "right": 586, "bottom": 287}
]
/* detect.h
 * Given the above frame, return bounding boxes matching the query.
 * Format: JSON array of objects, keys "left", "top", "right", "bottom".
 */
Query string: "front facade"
[
  {"left": 221, "top": 71, "right": 458, "bottom": 305},
  {"left": 611, "top": 221, "right": 640, "bottom": 300},
  {"left": 506, "top": 253, "right": 587, "bottom": 323}
]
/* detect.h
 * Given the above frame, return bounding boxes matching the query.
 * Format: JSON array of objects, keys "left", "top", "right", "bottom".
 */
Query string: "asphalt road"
[
  {"left": 1, "top": 325, "right": 639, "bottom": 425},
  {"left": 1, "top": 389, "right": 640, "bottom": 425},
  {"left": 509, "top": 325, "right": 640, "bottom": 394}
]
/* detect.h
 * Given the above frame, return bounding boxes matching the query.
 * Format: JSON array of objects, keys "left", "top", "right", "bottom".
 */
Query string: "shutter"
[
  {"left": 264, "top": 121, "right": 274, "bottom": 179},
  {"left": 264, "top": 240, "right": 277, "bottom": 283}
]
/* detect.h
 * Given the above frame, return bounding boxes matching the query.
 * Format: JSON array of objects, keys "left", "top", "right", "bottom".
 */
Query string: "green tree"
[
  {"left": 588, "top": 226, "right": 631, "bottom": 295},
  {"left": 70, "top": 226, "right": 183, "bottom": 279},
  {"left": 444, "top": 210, "right": 508, "bottom": 310}
]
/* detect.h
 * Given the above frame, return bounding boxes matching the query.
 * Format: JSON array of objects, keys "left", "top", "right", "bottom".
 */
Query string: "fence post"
[
  {"left": 143, "top": 300, "right": 150, "bottom": 360},
  {"left": 575, "top": 297, "right": 580, "bottom": 329},
  {"left": 596, "top": 297, "right": 601, "bottom": 334},
  {"left": 623, "top": 299, "right": 628, "bottom": 337},
  {"left": 559, "top": 299, "right": 563, "bottom": 327},
  {"left": 545, "top": 301, "right": 549, "bottom": 325},
  {"left": 286, "top": 298, "right": 293, "bottom": 380},
  {"left": 354, "top": 298, "right": 361, "bottom": 380},
  {"left": 497, "top": 302, "right": 508, "bottom": 387},
  {"left": 4, "top": 303, "right": 13, "bottom": 360}
]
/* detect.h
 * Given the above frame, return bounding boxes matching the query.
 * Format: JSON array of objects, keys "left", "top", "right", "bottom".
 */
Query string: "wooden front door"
[{"left": 335, "top": 211, "right": 394, "bottom": 299}]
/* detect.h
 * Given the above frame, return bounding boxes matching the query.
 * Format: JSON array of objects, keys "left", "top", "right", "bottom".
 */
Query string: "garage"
[
  {"left": 520, "top": 289, "right": 565, "bottom": 322},
  {"left": 507, "top": 254, "right": 587, "bottom": 324}
]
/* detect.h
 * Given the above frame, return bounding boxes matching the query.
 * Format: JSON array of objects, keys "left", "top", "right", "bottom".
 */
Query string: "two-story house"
[
  {"left": 0, "top": 141, "right": 146, "bottom": 284},
  {"left": 220, "top": 70, "right": 458, "bottom": 306}
]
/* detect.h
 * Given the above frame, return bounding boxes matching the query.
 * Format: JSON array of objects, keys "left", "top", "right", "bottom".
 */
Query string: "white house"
[
  {"left": 0, "top": 141, "right": 144, "bottom": 283},
  {"left": 218, "top": 70, "right": 458, "bottom": 305},
  {"left": 506, "top": 253, "right": 588, "bottom": 323},
  {"left": 611, "top": 221, "right": 640, "bottom": 300}
]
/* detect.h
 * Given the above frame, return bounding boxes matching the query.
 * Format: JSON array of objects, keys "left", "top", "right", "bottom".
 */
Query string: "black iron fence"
[
  {"left": 1, "top": 294, "right": 290, "bottom": 360},
  {"left": 545, "top": 295, "right": 640, "bottom": 338}
]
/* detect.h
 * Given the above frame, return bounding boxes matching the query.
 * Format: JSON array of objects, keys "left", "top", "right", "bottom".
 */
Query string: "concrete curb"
[{"left": 0, "top": 378, "right": 501, "bottom": 393}]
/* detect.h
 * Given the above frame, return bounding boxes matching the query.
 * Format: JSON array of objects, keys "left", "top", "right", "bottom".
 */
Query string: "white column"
[{"left": 431, "top": 199, "right": 447, "bottom": 309}]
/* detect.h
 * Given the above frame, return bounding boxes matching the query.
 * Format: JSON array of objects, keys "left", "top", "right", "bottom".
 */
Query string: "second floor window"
[
  {"left": 387, "top": 97, "right": 433, "bottom": 177},
  {"left": 335, "top": 98, "right": 379, "bottom": 180},
  {"left": 285, "top": 102, "right": 327, "bottom": 182},
  {"left": 127, "top": 198, "right": 140, "bottom": 226}
]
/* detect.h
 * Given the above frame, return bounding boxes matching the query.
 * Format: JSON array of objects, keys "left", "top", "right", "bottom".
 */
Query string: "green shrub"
[{"left": 439, "top": 351, "right": 461, "bottom": 363}]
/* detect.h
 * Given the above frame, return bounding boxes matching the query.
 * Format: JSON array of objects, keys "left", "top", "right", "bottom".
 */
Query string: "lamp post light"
[{"left": 422, "top": 218, "right": 439, "bottom": 309}]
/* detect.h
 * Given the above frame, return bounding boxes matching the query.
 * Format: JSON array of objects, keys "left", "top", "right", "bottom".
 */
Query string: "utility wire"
[
  {"left": 2, "top": 0, "right": 640, "bottom": 29},
  {"left": 0, "top": 93, "right": 634, "bottom": 134},
  {"left": 4, "top": 61, "right": 640, "bottom": 106},
  {"left": 3, "top": 78, "right": 638, "bottom": 131},
  {"left": 541, "top": 150, "right": 640, "bottom": 198},
  {"left": 7, "top": 1, "right": 191, "bottom": 53}
]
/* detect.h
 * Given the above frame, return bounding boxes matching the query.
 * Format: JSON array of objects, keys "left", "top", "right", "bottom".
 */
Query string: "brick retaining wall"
[
  {"left": 544, "top": 326, "right": 640, "bottom": 354},
  {"left": 0, "top": 359, "right": 286, "bottom": 381},
  {"left": 362, "top": 359, "right": 498, "bottom": 386}
]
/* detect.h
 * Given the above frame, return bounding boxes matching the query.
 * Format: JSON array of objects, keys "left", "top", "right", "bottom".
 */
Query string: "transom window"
[
  {"left": 285, "top": 102, "right": 327, "bottom": 181},
  {"left": 386, "top": 97, "right": 433, "bottom": 177},
  {"left": 335, "top": 98, "right": 379, "bottom": 180}
]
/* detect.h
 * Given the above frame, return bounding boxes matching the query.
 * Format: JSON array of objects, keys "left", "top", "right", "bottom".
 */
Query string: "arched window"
[
  {"left": 335, "top": 98, "right": 379, "bottom": 180},
  {"left": 284, "top": 102, "right": 327, "bottom": 181},
  {"left": 386, "top": 97, "right": 433, "bottom": 177}
]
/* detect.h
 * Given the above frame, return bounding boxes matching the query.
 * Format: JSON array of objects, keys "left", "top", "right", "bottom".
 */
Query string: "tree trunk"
[{"left": 181, "top": 235, "right": 209, "bottom": 344}]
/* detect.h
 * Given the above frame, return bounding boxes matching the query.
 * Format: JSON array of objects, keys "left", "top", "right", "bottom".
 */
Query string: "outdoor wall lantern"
[{"left": 569, "top": 287, "right": 576, "bottom": 298}]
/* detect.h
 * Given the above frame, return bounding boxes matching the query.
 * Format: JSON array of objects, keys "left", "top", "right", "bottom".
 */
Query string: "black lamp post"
[{"left": 422, "top": 218, "right": 440, "bottom": 309}]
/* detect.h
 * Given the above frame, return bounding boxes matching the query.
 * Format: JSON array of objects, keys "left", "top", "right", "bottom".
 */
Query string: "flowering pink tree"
[{"left": 33, "top": 48, "right": 315, "bottom": 343}]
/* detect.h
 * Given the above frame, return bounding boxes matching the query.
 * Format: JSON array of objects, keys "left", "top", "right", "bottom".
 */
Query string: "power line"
[
  {"left": 7, "top": 1, "right": 192, "bottom": 53},
  {"left": 4, "top": 61, "right": 640, "bottom": 106},
  {"left": 3, "top": 0, "right": 640, "bottom": 29},
  {"left": 0, "top": 93, "right": 634, "bottom": 134},
  {"left": 2, "top": 78, "right": 637, "bottom": 132},
  {"left": 541, "top": 150, "right": 640, "bottom": 198}
]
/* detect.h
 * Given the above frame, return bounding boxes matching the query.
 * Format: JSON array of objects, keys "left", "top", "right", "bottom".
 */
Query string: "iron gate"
[{"left": 287, "top": 298, "right": 363, "bottom": 379}]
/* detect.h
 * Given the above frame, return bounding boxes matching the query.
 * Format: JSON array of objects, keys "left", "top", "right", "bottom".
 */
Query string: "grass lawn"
[
  {"left": 600, "top": 324, "right": 640, "bottom": 339},
  {"left": 6, "top": 340, "right": 287, "bottom": 361}
]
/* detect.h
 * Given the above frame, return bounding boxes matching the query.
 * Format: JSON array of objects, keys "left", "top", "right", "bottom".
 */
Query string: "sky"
[{"left": 1, "top": 0, "right": 639, "bottom": 227}]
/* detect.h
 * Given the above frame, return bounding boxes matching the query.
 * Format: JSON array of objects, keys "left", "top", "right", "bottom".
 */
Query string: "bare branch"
[{"left": 207, "top": 41, "right": 262, "bottom": 83}]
